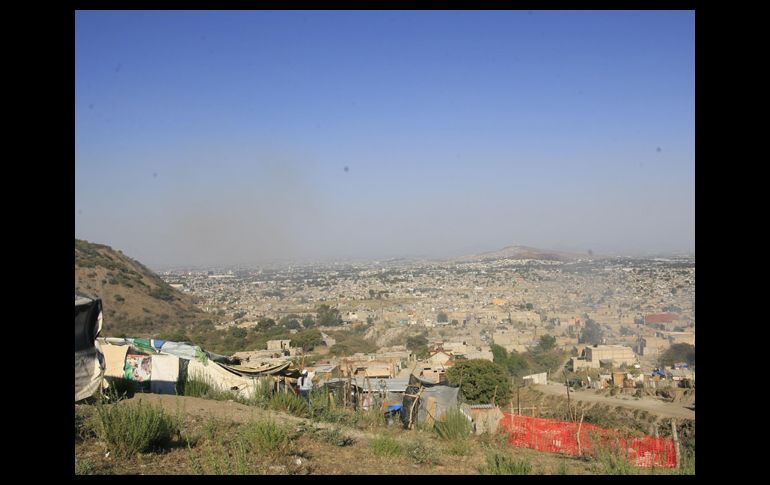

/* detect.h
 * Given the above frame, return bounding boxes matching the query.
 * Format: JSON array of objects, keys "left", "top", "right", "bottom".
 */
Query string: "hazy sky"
[{"left": 75, "top": 10, "right": 695, "bottom": 268}]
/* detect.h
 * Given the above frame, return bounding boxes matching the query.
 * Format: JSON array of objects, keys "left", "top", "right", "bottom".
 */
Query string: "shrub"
[
  {"left": 446, "top": 439, "right": 472, "bottom": 456},
  {"left": 94, "top": 400, "right": 180, "bottom": 457},
  {"left": 308, "top": 388, "right": 351, "bottom": 424},
  {"left": 75, "top": 406, "right": 97, "bottom": 442},
  {"left": 182, "top": 372, "right": 237, "bottom": 401},
  {"left": 74, "top": 458, "right": 96, "bottom": 475},
  {"left": 315, "top": 427, "right": 355, "bottom": 447},
  {"left": 405, "top": 437, "right": 439, "bottom": 464},
  {"left": 588, "top": 438, "right": 639, "bottom": 475},
  {"left": 104, "top": 377, "right": 138, "bottom": 400},
  {"left": 239, "top": 419, "right": 292, "bottom": 455},
  {"left": 356, "top": 405, "right": 385, "bottom": 429},
  {"left": 269, "top": 391, "right": 309, "bottom": 417},
  {"left": 480, "top": 451, "right": 532, "bottom": 475},
  {"left": 370, "top": 435, "right": 402, "bottom": 458},
  {"left": 433, "top": 408, "right": 472, "bottom": 441}
]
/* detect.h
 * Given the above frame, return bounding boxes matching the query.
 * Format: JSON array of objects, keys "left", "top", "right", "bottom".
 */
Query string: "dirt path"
[{"left": 533, "top": 384, "right": 695, "bottom": 420}]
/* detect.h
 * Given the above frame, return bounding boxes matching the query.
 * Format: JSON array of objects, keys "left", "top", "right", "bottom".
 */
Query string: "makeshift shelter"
[
  {"left": 401, "top": 374, "right": 461, "bottom": 428},
  {"left": 321, "top": 378, "right": 364, "bottom": 408},
  {"left": 75, "top": 295, "right": 105, "bottom": 402},
  {"left": 99, "top": 337, "right": 298, "bottom": 399}
]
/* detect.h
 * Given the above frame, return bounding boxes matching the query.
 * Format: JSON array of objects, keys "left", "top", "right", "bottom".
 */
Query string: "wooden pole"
[
  {"left": 517, "top": 386, "right": 521, "bottom": 415},
  {"left": 565, "top": 378, "right": 572, "bottom": 421},
  {"left": 576, "top": 412, "right": 584, "bottom": 457},
  {"left": 671, "top": 419, "right": 680, "bottom": 469},
  {"left": 407, "top": 385, "right": 424, "bottom": 430},
  {"left": 491, "top": 385, "right": 498, "bottom": 406}
]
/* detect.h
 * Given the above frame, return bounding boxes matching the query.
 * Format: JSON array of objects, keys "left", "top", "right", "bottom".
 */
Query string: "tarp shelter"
[
  {"left": 99, "top": 337, "right": 298, "bottom": 399},
  {"left": 75, "top": 295, "right": 105, "bottom": 402},
  {"left": 401, "top": 374, "right": 461, "bottom": 428}
]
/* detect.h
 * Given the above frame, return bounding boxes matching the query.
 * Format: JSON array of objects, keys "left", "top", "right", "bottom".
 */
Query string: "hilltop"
[
  {"left": 75, "top": 239, "right": 212, "bottom": 338},
  {"left": 454, "top": 244, "right": 589, "bottom": 263}
]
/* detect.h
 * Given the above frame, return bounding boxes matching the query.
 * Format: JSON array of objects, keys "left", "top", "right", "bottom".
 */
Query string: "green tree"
[
  {"left": 278, "top": 315, "right": 301, "bottom": 329},
  {"left": 291, "top": 329, "right": 323, "bottom": 351},
  {"left": 490, "top": 344, "right": 530, "bottom": 377},
  {"left": 257, "top": 318, "right": 276, "bottom": 331},
  {"left": 659, "top": 343, "right": 695, "bottom": 367},
  {"left": 406, "top": 333, "right": 428, "bottom": 351},
  {"left": 446, "top": 360, "right": 511, "bottom": 405},
  {"left": 579, "top": 319, "right": 604, "bottom": 345},
  {"left": 316, "top": 304, "right": 342, "bottom": 327},
  {"left": 302, "top": 315, "right": 316, "bottom": 328},
  {"left": 536, "top": 334, "right": 556, "bottom": 352},
  {"left": 437, "top": 312, "right": 448, "bottom": 323}
]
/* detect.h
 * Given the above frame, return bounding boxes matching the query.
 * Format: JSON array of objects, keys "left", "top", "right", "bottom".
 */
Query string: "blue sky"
[{"left": 75, "top": 10, "right": 694, "bottom": 268}]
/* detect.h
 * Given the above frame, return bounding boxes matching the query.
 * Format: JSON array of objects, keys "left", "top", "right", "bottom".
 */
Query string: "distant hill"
[
  {"left": 75, "top": 239, "right": 213, "bottom": 338},
  {"left": 454, "top": 244, "right": 589, "bottom": 263}
]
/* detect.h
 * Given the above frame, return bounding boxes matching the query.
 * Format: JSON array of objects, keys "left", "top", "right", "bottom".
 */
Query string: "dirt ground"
[
  {"left": 533, "top": 384, "right": 695, "bottom": 420},
  {"left": 75, "top": 394, "right": 601, "bottom": 475}
]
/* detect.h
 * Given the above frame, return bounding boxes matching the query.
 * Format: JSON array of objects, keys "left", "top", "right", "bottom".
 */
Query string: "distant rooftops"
[{"left": 645, "top": 313, "right": 679, "bottom": 323}]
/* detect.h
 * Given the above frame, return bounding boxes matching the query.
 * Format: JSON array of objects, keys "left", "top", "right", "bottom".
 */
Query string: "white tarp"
[
  {"left": 102, "top": 343, "right": 130, "bottom": 379},
  {"left": 151, "top": 354, "right": 181, "bottom": 395},
  {"left": 187, "top": 358, "right": 259, "bottom": 398}
]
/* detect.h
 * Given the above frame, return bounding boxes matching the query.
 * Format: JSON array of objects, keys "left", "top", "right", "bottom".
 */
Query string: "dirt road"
[{"left": 534, "top": 384, "right": 695, "bottom": 420}]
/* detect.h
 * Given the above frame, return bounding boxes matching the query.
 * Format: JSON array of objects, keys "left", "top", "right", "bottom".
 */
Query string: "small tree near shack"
[{"left": 446, "top": 359, "right": 511, "bottom": 405}]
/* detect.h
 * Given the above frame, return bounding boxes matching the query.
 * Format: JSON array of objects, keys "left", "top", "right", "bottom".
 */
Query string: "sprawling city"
[{"left": 75, "top": 9, "right": 695, "bottom": 476}]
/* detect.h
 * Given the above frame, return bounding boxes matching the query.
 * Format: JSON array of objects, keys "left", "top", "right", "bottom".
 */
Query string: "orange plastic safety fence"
[{"left": 498, "top": 413, "right": 676, "bottom": 468}]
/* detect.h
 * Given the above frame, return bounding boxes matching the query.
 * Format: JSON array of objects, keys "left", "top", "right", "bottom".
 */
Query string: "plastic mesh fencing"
[{"left": 498, "top": 413, "right": 677, "bottom": 468}]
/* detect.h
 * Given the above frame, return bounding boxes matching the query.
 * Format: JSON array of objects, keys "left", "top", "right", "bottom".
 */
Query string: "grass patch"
[
  {"left": 434, "top": 408, "right": 472, "bottom": 441},
  {"left": 75, "top": 406, "right": 98, "bottom": 442},
  {"left": 314, "top": 427, "right": 356, "bottom": 447},
  {"left": 589, "top": 441, "right": 639, "bottom": 475},
  {"left": 181, "top": 372, "right": 238, "bottom": 401},
  {"left": 94, "top": 399, "right": 180, "bottom": 458},
  {"left": 74, "top": 458, "right": 96, "bottom": 475},
  {"left": 239, "top": 419, "right": 292, "bottom": 455},
  {"left": 480, "top": 451, "right": 532, "bottom": 475},
  {"left": 405, "top": 437, "right": 440, "bottom": 465},
  {"left": 269, "top": 391, "right": 309, "bottom": 417},
  {"left": 356, "top": 404, "right": 386, "bottom": 429},
  {"left": 554, "top": 460, "right": 571, "bottom": 475},
  {"left": 370, "top": 435, "right": 402, "bottom": 458},
  {"left": 477, "top": 428, "right": 510, "bottom": 449},
  {"left": 104, "top": 378, "right": 138, "bottom": 400},
  {"left": 446, "top": 439, "right": 472, "bottom": 456},
  {"left": 308, "top": 388, "right": 354, "bottom": 425}
]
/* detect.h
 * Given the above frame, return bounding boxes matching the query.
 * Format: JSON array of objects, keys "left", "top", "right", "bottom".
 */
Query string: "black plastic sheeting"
[
  {"left": 75, "top": 297, "right": 102, "bottom": 352},
  {"left": 400, "top": 374, "right": 460, "bottom": 428}
]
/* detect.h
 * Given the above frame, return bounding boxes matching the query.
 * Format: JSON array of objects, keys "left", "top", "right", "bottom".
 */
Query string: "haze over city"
[{"left": 75, "top": 10, "right": 694, "bottom": 269}]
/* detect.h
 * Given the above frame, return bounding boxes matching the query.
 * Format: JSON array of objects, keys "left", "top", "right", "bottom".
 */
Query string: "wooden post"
[
  {"left": 671, "top": 419, "right": 680, "bottom": 469},
  {"left": 491, "top": 385, "right": 498, "bottom": 406},
  {"left": 517, "top": 386, "right": 521, "bottom": 415},
  {"left": 407, "top": 385, "right": 424, "bottom": 430},
  {"left": 565, "top": 378, "right": 572, "bottom": 421},
  {"left": 366, "top": 374, "right": 373, "bottom": 411},
  {"left": 576, "top": 412, "right": 584, "bottom": 457}
]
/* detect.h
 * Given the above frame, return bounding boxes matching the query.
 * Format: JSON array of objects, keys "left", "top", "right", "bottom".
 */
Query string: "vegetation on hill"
[
  {"left": 491, "top": 343, "right": 567, "bottom": 380},
  {"left": 75, "top": 239, "right": 213, "bottom": 338},
  {"left": 659, "top": 343, "right": 695, "bottom": 367},
  {"left": 446, "top": 359, "right": 512, "bottom": 405}
]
